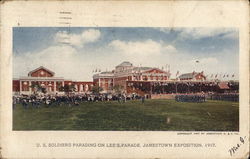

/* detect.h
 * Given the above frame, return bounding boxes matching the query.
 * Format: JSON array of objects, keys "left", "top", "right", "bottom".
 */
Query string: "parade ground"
[{"left": 13, "top": 99, "right": 239, "bottom": 131}]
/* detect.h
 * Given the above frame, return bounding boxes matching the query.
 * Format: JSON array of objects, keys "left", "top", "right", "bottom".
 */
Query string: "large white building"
[{"left": 93, "top": 61, "right": 171, "bottom": 93}]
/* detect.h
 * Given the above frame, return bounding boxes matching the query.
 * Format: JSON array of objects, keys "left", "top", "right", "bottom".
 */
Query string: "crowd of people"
[
  {"left": 209, "top": 93, "right": 239, "bottom": 102},
  {"left": 130, "top": 81, "right": 239, "bottom": 94},
  {"left": 174, "top": 93, "right": 239, "bottom": 103},
  {"left": 12, "top": 93, "right": 149, "bottom": 109},
  {"left": 13, "top": 81, "right": 239, "bottom": 109},
  {"left": 175, "top": 94, "right": 206, "bottom": 103}
]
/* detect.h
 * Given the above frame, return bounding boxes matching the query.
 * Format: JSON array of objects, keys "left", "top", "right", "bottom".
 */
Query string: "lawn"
[{"left": 13, "top": 99, "right": 239, "bottom": 131}]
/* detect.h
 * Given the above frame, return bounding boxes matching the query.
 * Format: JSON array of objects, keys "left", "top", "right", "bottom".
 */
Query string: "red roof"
[
  {"left": 28, "top": 66, "right": 55, "bottom": 77},
  {"left": 218, "top": 82, "right": 229, "bottom": 89}
]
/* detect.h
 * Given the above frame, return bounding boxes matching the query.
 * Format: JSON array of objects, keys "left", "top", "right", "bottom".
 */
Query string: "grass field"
[{"left": 13, "top": 99, "right": 239, "bottom": 131}]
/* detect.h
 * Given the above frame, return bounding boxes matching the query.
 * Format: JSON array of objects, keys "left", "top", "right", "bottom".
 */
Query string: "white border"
[{"left": 1, "top": 1, "right": 249, "bottom": 158}]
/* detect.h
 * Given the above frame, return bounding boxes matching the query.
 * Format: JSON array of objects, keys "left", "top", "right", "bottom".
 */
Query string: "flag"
[
  {"left": 166, "top": 64, "right": 169, "bottom": 71},
  {"left": 176, "top": 71, "right": 179, "bottom": 77},
  {"left": 210, "top": 74, "right": 213, "bottom": 78},
  {"left": 215, "top": 74, "right": 218, "bottom": 78},
  {"left": 227, "top": 74, "right": 229, "bottom": 77},
  {"left": 196, "top": 60, "right": 199, "bottom": 63},
  {"left": 223, "top": 74, "right": 225, "bottom": 78},
  {"left": 232, "top": 74, "right": 235, "bottom": 77}
]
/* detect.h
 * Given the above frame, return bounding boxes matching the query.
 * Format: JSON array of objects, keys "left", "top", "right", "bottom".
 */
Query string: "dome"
[{"left": 116, "top": 61, "right": 133, "bottom": 67}]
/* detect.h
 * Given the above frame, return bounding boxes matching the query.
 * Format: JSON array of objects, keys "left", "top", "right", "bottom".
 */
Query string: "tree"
[
  {"left": 59, "top": 84, "right": 76, "bottom": 95},
  {"left": 58, "top": 83, "right": 63, "bottom": 92},
  {"left": 41, "top": 87, "right": 47, "bottom": 94},
  {"left": 91, "top": 85, "right": 103, "bottom": 94},
  {"left": 113, "top": 85, "right": 124, "bottom": 94},
  {"left": 29, "top": 82, "right": 42, "bottom": 94}
]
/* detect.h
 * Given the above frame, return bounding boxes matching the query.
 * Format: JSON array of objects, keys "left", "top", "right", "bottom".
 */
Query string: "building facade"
[
  {"left": 178, "top": 71, "right": 206, "bottom": 81},
  {"left": 93, "top": 61, "right": 171, "bottom": 94},
  {"left": 13, "top": 64, "right": 238, "bottom": 96},
  {"left": 13, "top": 66, "right": 93, "bottom": 95}
]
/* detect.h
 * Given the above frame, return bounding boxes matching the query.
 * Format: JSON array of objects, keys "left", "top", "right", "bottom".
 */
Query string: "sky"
[{"left": 13, "top": 27, "right": 239, "bottom": 81}]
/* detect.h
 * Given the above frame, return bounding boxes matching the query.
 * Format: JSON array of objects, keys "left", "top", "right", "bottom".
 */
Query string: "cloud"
[
  {"left": 13, "top": 28, "right": 238, "bottom": 81},
  {"left": 220, "top": 31, "right": 238, "bottom": 40},
  {"left": 81, "top": 29, "right": 101, "bottom": 42},
  {"left": 54, "top": 29, "right": 101, "bottom": 47},
  {"left": 172, "top": 28, "right": 238, "bottom": 40},
  {"left": 156, "top": 28, "right": 171, "bottom": 33},
  {"left": 13, "top": 45, "right": 87, "bottom": 80},
  {"left": 13, "top": 28, "right": 104, "bottom": 81},
  {"left": 182, "top": 57, "right": 224, "bottom": 77},
  {"left": 163, "top": 44, "right": 177, "bottom": 53},
  {"left": 189, "top": 57, "right": 218, "bottom": 66},
  {"left": 109, "top": 39, "right": 177, "bottom": 56}
]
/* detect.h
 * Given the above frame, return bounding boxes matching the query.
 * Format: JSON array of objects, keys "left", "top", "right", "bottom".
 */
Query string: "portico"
[
  {"left": 13, "top": 66, "right": 93, "bottom": 95},
  {"left": 19, "top": 77, "right": 65, "bottom": 95}
]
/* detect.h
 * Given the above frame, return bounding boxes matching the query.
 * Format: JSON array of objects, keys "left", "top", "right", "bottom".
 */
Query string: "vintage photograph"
[{"left": 12, "top": 27, "right": 239, "bottom": 131}]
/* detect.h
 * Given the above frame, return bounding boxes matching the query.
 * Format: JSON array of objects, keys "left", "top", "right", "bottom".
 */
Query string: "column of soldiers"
[
  {"left": 175, "top": 94, "right": 206, "bottom": 103},
  {"left": 13, "top": 93, "right": 148, "bottom": 109}
]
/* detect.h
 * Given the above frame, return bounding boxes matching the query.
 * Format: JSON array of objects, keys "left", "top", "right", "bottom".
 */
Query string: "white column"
[
  {"left": 54, "top": 81, "right": 56, "bottom": 93},
  {"left": 62, "top": 81, "right": 65, "bottom": 87},
  {"left": 19, "top": 80, "right": 22, "bottom": 93},
  {"left": 29, "top": 81, "right": 31, "bottom": 93},
  {"left": 85, "top": 84, "right": 89, "bottom": 92},
  {"left": 98, "top": 78, "right": 100, "bottom": 87},
  {"left": 80, "top": 84, "right": 83, "bottom": 92},
  {"left": 75, "top": 84, "right": 78, "bottom": 92}
]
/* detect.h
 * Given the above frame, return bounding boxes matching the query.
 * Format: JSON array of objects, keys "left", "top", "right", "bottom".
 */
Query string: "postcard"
[{"left": 0, "top": 1, "right": 249, "bottom": 158}]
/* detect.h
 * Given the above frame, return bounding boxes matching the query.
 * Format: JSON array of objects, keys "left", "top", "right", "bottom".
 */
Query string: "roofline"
[
  {"left": 28, "top": 66, "right": 55, "bottom": 76},
  {"left": 141, "top": 67, "right": 169, "bottom": 74},
  {"left": 19, "top": 76, "right": 64, "bottom": 80},
  {"left": 116, "top": 61, "right": 133, "bottom": 67}
]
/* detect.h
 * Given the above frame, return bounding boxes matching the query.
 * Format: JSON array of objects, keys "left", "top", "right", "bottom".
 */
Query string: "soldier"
[
  {"left": 13, "top": 96, "right": 17, "bottom": 109},
  {"left": 22, "top": 98, "right": 28, "bottom": 109},
  {"left": 141, "top": 95, "right": 145, "bottom": 104}
]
